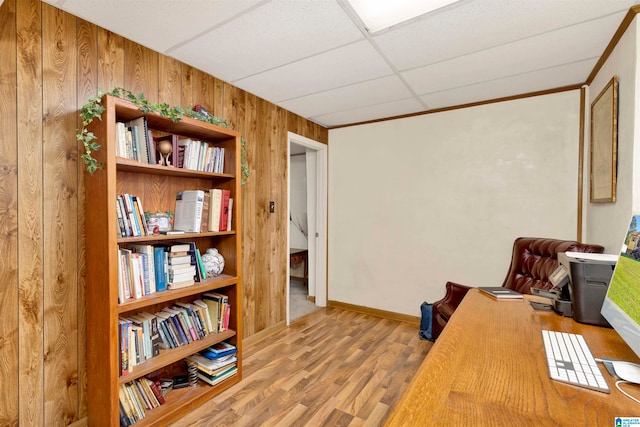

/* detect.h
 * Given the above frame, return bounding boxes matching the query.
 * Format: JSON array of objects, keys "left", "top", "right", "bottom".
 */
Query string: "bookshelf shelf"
[
  {"left": 116, "top": 274, "right": 238, "bottom": 314},
  {"left": 116, "top": 157, "right": 235, "bottom": 179},
  {"left": 84, "top": 94, "right": 243, "bottom": 426},
  {"left": 118, "top": 329, "right": 237, "bottom": 385},
  {"left": 116, "top": 231, "right": 236, "bottom": 245}
]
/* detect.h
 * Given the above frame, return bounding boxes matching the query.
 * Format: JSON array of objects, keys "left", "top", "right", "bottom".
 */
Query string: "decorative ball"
[{"left": 201, "top": 248, "right": 224, "bottom": 277}]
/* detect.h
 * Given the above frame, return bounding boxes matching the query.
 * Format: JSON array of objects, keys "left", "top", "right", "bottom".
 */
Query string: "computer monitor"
[{"left": 600, "top": 214, "right": 640, "bottom": 360}]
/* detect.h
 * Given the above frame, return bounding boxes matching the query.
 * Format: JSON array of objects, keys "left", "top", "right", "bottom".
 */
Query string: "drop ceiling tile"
[
  {"left": 402, "top": 12, "right": 624, "bottom": 95},
  {"left": 46, "top": 0, "right": 263, "bottom": 52},
  {"left": 313, "top": 97, "right": 424, "bottom": 127},
  {"left": 278, "top": 75, "right": 416, "bottom": 118},
  {"left": 420, "top": 58, "right": 597, "bottom": 110},
  {"left": 169, "top": 0, "right": 364, "bottom": 82},
  {"left": 374, "top": 0, "right": 636, "bottom": 71},
  {"left": 233, "top": 40, "right": 393, "bottom": 102}
]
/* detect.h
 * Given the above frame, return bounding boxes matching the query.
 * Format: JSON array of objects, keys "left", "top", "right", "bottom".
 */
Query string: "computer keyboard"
[{"left": 541, "top": 329, "right": 610, "bottom": 393}]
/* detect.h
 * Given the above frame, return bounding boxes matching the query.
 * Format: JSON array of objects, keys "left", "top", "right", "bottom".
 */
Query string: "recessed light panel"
[{"left": 347, "top": 0, "right": 461, "bottom": 33}]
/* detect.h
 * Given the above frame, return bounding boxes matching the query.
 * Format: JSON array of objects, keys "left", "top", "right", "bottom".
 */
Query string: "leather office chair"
[{"left": 431, "top": 237, "right": 605, "bottom": 340}]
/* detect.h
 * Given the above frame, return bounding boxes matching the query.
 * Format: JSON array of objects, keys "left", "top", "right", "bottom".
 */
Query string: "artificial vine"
[{"left": 78, "top": 87, "right": 249, "bottom": 184}]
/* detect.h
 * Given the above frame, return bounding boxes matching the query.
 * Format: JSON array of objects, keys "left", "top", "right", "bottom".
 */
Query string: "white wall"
[
  {"left": 328, "top": 91, "right": 581, "bottom": 316},
  {"left": 586, "top": 17, "right": 639, "bottom": 252}
]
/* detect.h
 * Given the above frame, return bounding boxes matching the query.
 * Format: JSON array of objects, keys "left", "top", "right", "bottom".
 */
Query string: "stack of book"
[
  {"left": 167, "top": 243, "right": 196, "bottom": 289},
  {"left": 117, "top": 242, "right": 210, "bottom": 303},
  {"left": 202, "top": 292, "right": 231, "bottom": 333},
  {"left": 118, "top": 312, "right": 161, "bottom": 375},
  {"left": 118, "top": 377, "right": 165, "bottom": 426},
  {"left": 177, "top": 138, "right": 225, "bottom": 173},
  {"left": 186, "top": 342, "right": 238, "bottom": 386},
  {"left": 116, "top": 193, "right": 150, "bottom": 237},
  {"left": 208, "top": 188, "right": 233, "bottom": 232},
  {"left": 117, "top": 297, "right": 221, "bottom": 374},
  {"left": 115, "top": 116, "right": 157, "bottom": 166},
  {"left": 153, "top": 301, "right": 214, "bottom": 350}
]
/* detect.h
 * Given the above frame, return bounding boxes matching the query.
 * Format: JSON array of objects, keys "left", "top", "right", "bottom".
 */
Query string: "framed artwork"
[{"left": 590, "top": 75, "right": 618, "bottom": 203}]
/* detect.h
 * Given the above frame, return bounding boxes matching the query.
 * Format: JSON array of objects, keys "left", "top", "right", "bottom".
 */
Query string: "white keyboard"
[{"left": 541, "top": 330, "right": 609, "bottom": 393}]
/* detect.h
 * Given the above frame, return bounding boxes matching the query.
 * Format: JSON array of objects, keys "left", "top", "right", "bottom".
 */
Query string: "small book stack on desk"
[{"left": 478, "top": 287, "right": 523, "bottom": 300}]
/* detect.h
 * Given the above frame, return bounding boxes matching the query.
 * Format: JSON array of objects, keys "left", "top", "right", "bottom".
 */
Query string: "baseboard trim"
[
  {"left": 327, "top": 300, "right": 420, "bottom": 326},
  {"left": 307, "top": 295, "right": 315, "bottom": 303}
]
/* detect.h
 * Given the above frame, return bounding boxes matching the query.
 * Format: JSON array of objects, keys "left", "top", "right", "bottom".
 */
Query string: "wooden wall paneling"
[
  {"left": 212, "top": 76, "right": 224, "bottom": 118},
  {"left": 158, "top": 54, "right": 182, "bottom": 107},
  {"left": 223, "top": 82, "right": 239, "bottom": 130},
  {"left": 253, "top": 96, "right": 271, "bottom": 333},
  {"left": 273, "top": 107, "right": 288, "bottom": 322},
  {"left": 42, "top": 4, "right": 79, "bottom": 424},
  {"left": 241, "top": 91, "right": 258, "bottom": 337},
  {"left": 180, "top": 63, "right": 194, "bottom": 108},
  {"left": 16, "top": 0, "right": 43, "bottom": 424},
  {"left": 267, "top": 102, "right": 281, "bottom": 326},
  {"left": 0, "top": 0, "right": 19, "bottom": 425},
  {"left": 76, "top": 17, "right": 98, "bottom": 420},
  {"left": 123, "top": 39, "right": 158, "bottom": 103},
  {"left": 97, "top": 29, "right": 124, "bottom": 91},
  {"left": 191, "top": 68, "right": 214, "bottom": 112}
]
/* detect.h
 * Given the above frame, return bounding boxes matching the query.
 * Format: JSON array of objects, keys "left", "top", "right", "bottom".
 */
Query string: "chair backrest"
[{"left": 501, "top": 237, "right": 605, "bottom": 294}]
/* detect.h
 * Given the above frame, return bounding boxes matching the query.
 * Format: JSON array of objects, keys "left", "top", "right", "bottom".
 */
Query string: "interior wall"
[
  {"left": 0, "top": 0, "right": 327, "bottom": 425},
  {"left": 328, "top": 91, "right": 581, "bottom": 315},
  {"left": 586, "top": 16, "right": 638, "bottom": 252}
]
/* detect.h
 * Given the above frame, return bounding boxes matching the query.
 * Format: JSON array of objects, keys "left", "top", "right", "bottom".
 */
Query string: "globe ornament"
[{"left": 201, "top": 248, "right": 224, "bottom": 277}]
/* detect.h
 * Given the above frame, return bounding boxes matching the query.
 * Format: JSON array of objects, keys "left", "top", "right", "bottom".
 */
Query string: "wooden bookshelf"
[{"left": 84, "top": 95, "right": 242, "bottom": 426}]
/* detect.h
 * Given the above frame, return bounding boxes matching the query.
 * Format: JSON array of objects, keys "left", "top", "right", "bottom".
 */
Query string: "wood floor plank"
[{"left": 168, "top": 308, "right": 431, "bottom": 426}]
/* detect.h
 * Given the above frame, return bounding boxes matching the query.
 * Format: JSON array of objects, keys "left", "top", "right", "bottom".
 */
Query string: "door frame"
[{"left": 287, "top": 132, "right": 328, "bottom": 325}]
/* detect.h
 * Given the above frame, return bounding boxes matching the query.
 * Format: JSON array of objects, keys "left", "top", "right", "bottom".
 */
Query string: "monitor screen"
[{"left": 601, "top": 215, "right": 640, "bottom": 359}]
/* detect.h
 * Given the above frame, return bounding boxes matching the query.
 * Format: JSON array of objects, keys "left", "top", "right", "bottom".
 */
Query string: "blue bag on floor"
[{"left": 419, "top": 301, "right": 434, "bottom": 341}]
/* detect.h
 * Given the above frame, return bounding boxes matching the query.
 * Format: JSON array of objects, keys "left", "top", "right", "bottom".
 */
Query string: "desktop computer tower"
[{"left": 558, "top": 253, "right": 616, "bottom": 327}]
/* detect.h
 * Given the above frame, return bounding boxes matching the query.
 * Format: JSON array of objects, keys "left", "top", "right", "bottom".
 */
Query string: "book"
[
  {"left": 477, "top": 287, "right": 523, "bottom": 300},
  {"left": 197, "top": 365, "right": 237, "bottom": 386},
  {"left": 209, "top": 189, "right": 223, "bottom": 232},
  {"left": 130, "top": 245, "right": 156, "bottom": 294},
  {"left": 153, "top": 246, "right": 168, "bottom": 292},
  {"left": 226, "top": 198, "right": 233, "bottom": 231},
  {"left": 201, "top": 342, "right": 237, "bottom": 359},
  {"left": 200, "top": 191, "right": 210, "bottom": 233},
  {"left": 174, "top": 190, "right": 205, "bottom": 232},
  {"left": 167, "top": 279, "right": 195, "bottom": 290},
  {"left": 126, "top": 116, "right": 149, "bottom": 164},
  {"left": 219, "top": 189, "right": 231, "bottom": 232}
]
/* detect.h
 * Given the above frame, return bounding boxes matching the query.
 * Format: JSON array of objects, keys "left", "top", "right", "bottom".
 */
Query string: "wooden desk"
[{"left": 385, "top": 289, "right": 640, "bottom": 426}]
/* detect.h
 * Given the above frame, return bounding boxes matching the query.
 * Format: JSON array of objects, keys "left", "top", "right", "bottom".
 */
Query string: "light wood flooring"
[{"left": 168, "top": 307, "right": 432, "bottom": 426}]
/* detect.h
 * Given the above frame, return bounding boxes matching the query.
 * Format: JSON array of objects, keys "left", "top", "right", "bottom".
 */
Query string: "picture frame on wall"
[{"left": 590, "top": 75, "right": 618, "bottom": 203}]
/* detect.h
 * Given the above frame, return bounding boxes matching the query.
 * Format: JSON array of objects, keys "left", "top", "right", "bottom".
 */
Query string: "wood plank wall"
[{"left": 0, "top": 0, "right": 328, "bottom": 425}]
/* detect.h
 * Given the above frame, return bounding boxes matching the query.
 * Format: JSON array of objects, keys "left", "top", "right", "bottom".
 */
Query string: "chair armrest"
[{"left": 432, "top": 281, "right": 473, "bottom": 339}]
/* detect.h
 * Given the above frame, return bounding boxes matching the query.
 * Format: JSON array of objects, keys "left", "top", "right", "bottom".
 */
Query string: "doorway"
[{"left": 287, "top": 132, "right": 327, "bottom": 324}]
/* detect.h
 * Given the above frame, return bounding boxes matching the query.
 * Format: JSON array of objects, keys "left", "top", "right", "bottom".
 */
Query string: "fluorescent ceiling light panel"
[{"left": 348, "top": 0, "right": 461, "bottom": 33}]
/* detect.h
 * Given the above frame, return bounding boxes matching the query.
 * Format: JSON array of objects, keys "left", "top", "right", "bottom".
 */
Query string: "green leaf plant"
[{"left": 78, "top": 87, "right": 249, "bottom": 184}]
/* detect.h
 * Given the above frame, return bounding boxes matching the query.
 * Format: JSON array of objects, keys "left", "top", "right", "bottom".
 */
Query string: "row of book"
[
  {"left": 118, "top": 377, "right": 166, "bottom": 426},
  {"left": 178, "top": 138, "right": 225, "bottom": 173},
  {"left": 116, "top": 193, "right": 151, "bottom": 238},
  {"left": 116, "top": 117, "right": 157, "bottom": 165},
  {"left": 186, "top": 342, "right": 238, "bottom": 386},
  {"left": 117, "top": 242, "right": 215, "bottom": 304},
  {"left": 174, "top": 188, "right": 233, "bottom": 233},
  {"left": 118, "top": 293, "right": 232, "bottom": 376},
  {"left": 116, "top": 188, "right": 233, "bottom": 238},
  {"left": 115, "top": 115, "right": 228, "bottom": 175}
]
